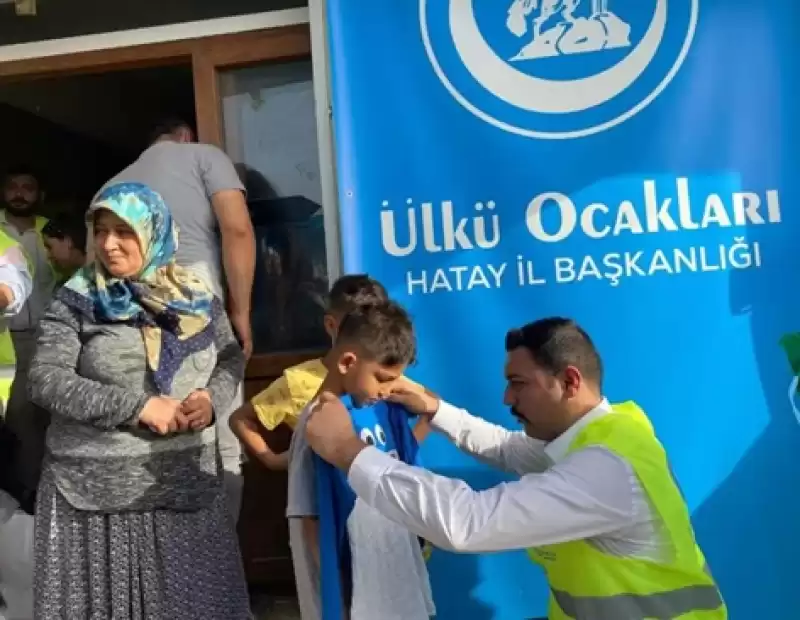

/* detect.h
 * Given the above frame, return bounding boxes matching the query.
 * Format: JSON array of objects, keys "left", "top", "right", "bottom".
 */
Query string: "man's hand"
[
  {"left": 139, "top": 396, "right": 188, "bottom": 435},
  {"left": 305, "top": 392, "right": 366, "bottom": 471},
  {"left": 388, "top": 378, "right": 440, "bottom": 418},
  {"left": 182, "top": 389, "right": 214, "bottom": 431},
  {"left": 229, "top": 311, "right": 253, "bottom": 360}
]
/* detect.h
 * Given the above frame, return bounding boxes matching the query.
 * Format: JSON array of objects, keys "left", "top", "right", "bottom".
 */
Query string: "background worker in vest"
[
  {"left": 305, "top": 318, "right": 727, "bottom": 619},
  {"left": 0, "top": 229, "right": 34, "bottom": 619},
  {"left": 0, "top": 165, "right": 55, "bottom": 507}
]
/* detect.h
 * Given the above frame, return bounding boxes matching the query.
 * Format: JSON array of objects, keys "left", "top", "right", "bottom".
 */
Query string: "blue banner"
[{"left": 326, "top": 1, "right": 797, "bottom": 617}]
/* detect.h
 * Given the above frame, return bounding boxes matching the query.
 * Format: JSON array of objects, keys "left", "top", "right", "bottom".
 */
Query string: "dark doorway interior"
[{"left": 0, "top": 63, "right": 195, "bottom": 216}]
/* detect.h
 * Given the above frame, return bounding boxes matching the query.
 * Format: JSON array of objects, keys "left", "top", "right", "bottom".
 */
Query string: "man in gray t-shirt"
[
  {"left": 99, "top": 119, "right": 256, "bottom": 520},
  {"left": 287, "top": 403, "right": 435, "bottom": 620}
]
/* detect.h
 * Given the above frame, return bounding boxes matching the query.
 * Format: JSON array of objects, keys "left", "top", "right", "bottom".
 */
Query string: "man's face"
[
  {"left": 43, "top": 236, "right": 74, "bottom": 269},
  {"left": 3, "top": 174, "right": 40, "bottom": 216},
  {"left": 503, "top": 347, "right": 576, "bottom": 441},
  {"left": 337, "top": 349, "right": 405, "bottom": 407}
]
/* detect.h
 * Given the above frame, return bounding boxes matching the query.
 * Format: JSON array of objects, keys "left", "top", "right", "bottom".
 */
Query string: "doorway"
[
  {"left": 0, "top": 63, "right": 195, "bottom": 218},
  {"left": 0, "top": 22, "right": 324, "bottom": 615}
]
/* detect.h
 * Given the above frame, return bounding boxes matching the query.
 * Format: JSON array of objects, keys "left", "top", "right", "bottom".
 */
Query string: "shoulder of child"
[{"left": 312, "top": 391, "right": 341, "bottom": 412}]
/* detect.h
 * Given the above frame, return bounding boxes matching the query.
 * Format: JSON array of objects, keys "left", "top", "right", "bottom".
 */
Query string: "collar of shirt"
[
  {"left": 543, "top": 398, "right": 612, "bottom": 463},
  {"left": 0, "top": 209, "right": 37, "bottom": 238}
]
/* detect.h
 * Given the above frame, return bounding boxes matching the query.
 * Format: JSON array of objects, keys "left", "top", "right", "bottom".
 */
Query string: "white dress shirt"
[
  {"left": 348, "top": 399, "right": 671, "bottom": 561},
  {"left": 0, "top": 244, "right": 33, "bottom": 319},
  {"left": 0, "top": 212, "right": 54, "bottom": 331}
]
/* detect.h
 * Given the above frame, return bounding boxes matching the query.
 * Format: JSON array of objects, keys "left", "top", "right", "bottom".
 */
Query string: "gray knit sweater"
[{"left": 28, "top": 297, "right": 244, "bottom": 513}]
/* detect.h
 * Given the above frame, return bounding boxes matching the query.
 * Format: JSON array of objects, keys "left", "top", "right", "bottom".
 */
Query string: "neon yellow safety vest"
[
  {"left": 0, "top": 229, "right": 28, "bottom": 408},
  {"left": 527, "top": 402, "right": 727, "bottom": 619}
]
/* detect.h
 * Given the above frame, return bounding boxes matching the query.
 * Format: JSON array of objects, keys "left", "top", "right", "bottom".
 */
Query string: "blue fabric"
[{"left": 314, "top": 396, "right": 420, "bottom": 620}]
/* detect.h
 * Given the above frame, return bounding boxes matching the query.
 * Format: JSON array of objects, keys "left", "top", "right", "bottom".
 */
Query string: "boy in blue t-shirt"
[{"left": 286, "top": 301, "right": 434, "bottom": 620}]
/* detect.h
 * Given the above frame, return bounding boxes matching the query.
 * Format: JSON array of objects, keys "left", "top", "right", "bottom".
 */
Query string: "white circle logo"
[{"left": 419, "top": 0, "right": 699, "bottom": 139}]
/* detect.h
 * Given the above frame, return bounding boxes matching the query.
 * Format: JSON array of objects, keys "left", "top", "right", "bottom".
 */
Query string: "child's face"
[
  {"left": 336, "top": 348, "right": 405, "bottom": 407},
  {"left": 43, "top": 236, "right": 75, "bottom": 269}
]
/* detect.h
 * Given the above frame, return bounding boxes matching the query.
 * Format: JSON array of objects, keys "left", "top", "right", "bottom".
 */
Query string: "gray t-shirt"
[
  {"left": 287, "top": 403, "right": 435, "bottom": 620},
  {"left": 102, "top": 142, "right": 245, "bottom": 297}
]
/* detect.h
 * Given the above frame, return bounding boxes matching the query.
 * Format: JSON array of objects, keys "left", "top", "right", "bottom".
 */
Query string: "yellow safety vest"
[
  {"left": 527, "top": 402, "right": 727, "bottom": 619},
  {"left": 0, "top": 229, "right": 28, "bottom": 407}
]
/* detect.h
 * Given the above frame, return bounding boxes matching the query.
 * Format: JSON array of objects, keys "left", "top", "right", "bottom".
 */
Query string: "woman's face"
[{"left": 94, "top": 209, "right": 144, "bottom": 278}]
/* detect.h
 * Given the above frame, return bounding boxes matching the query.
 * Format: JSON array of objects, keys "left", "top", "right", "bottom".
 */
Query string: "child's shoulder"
[{"left": 285, "top": 357, "right": 327, "bottom": 380}]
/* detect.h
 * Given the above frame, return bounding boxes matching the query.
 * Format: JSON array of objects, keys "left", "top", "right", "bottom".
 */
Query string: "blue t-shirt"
[{"left": 314, "top": 396, "right": 429, "bottom": 620}]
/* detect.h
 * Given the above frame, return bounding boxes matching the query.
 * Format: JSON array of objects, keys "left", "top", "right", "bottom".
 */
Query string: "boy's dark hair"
[
  {"left": 327, "top": 274, "right": 388, "bottom": 315},
  {"left": 336, "top": 301, "right": 416, "bottom": 367},
  {"left": 505, "top": 317, "right": 603, "bottom": 388},
  {"left": 42, "top": 214, "right": 88, "bottom": 252}
]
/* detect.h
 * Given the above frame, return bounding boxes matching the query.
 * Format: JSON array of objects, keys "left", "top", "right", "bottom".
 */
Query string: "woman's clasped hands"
[{"left": 138, "top": 390, "right": 214, "bottom": 435}]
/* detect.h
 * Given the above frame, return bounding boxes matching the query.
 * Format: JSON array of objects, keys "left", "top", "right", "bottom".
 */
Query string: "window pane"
[{"left": 220, "top": 59, "right": 328, "bottom": 354}]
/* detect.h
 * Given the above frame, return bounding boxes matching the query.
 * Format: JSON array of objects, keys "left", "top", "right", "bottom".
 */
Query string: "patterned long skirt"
[{"left": 33, "top": 471, "right": 252, "bottom": 620}]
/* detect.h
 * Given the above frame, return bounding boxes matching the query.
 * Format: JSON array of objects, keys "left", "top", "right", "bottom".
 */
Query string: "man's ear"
[{"left": 562, "top": 366, "right": 582, "bottom": 398}]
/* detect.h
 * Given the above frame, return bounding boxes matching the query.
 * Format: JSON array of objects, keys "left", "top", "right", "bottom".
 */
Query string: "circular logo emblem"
[{"left": 419, "top": 0, "right": 699, "bottom": 139}]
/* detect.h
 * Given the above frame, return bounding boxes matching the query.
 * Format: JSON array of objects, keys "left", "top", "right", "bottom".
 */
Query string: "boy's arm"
[
  {"left": 229, "top": 403, "right": 289, "bottom": 470},
  {"left": 230, "top": 375, "right": 297, "bottom": 470}
]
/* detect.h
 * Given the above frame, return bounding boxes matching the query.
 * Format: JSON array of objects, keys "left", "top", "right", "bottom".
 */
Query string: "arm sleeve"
[
  {"left": 432, "top": 400, "right": 552, "bottom": 475},
  {"left": 348, "top": 446, "right": 638, "bottom": 553},
  {"left": 250, "top": 375, "right": 294, "bottom": 431},
  {"left": 28, "top": 300, "right": 150, "bottom": 429},
  {"left": 0, "top": 244, "right": 32, "bottom": 317},
  {"left": 204, "top": 299, "right": 246, "bottom": 416},
  {"left": 199, "top": 145, "right": 246, "bottom": 198},
  {"left": 286, "top": 421, "right": 320, "bottom": 518}
]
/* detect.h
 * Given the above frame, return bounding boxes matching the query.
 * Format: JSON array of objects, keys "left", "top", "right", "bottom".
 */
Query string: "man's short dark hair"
[
  {"left": 505, "top": 318, "right": 603, "bottom": 387},
  {"left": 42, "top": 214, "right": 87, "bottom": 252},
  {"left": 327, "top": 274, "right": 389, "bottom": 316},
  {"left": 4, "top": 164, "right": 40, "bottom": 185},
  {"left": 148, "top": 117, "right": 194, "bottom": 144},
  {"left": 336, "top": 301, "right": 416, "bottom": 367}
]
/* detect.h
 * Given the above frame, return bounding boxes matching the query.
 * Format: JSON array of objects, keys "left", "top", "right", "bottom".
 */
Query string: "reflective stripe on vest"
[
  {"left": 552, "top": 583, "right": 724, "bottom": 620},
  {"left": 0, "top": 366, "right": 14, "bottom": 404}
]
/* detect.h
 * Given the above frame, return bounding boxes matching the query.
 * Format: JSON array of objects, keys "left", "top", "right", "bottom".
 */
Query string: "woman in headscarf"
[{"left": 28, "top": 182, "right": 252, "bottom": 619}]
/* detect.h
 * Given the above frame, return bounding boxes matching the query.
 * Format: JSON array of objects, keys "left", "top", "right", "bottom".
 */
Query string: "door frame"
[{"left": 0, "top": 6, "right": 343, "bottom": 375}]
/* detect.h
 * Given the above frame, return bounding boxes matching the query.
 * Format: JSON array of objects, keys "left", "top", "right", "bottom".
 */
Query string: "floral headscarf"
[{"left": 58, "top": 182, "right": 215, "bottom": 393}]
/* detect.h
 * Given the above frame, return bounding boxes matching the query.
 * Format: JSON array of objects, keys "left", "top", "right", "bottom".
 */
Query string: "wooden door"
[{"left": 192, "top": 24, "right": 327, "bottom": 588}]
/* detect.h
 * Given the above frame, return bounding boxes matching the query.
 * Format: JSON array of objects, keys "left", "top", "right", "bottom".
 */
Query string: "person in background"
[
  {"left": 0, "top": 228, "right": 34, "bottom": 620},
  {"left": 289, "top": 302, "right": 434, "bottom": 620},
  {"left": 230, "top": 274, "right": 432, "bottom": 471},
  {"left": 29, "top": 183, "right": 250, "bottom": 620},
  {"left": 0, "top": 165, "right": 56, "bottom": 507},
  {"left": 306, "top": 318, "right": 727, "bottom": 620},
  {"left": 41, "top": 214, "right": 87, "bottom": 282},
  {"left": 99, "top": 118, "right": 256, "bottom": 521}
]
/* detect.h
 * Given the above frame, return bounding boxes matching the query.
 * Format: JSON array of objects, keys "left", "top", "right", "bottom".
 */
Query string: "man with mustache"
[
  {"left": 304, "top": 317, "right": 727, "bottom": 619},
  {"left": 0, "top": 165, "right": 56, "bottom": 509}
]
